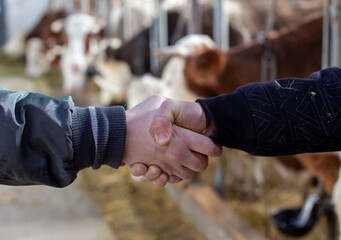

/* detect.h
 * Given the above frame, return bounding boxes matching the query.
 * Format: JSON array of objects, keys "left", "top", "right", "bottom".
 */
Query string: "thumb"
[
  {"left": 151, "top": 114, "right": 173, "bottom": 146},
  {"left": 151, "top": 99, "right": 209, "bottom": 146},
  {"left": 151, "top": 99, "right": 180, "bottom": 146}
]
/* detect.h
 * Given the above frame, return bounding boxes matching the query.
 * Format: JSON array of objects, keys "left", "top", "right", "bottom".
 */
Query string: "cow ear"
[
  {"left": 51, "top": 19, "right": 65, "bottom": 33},
  {"left": 195, "top": 49, "right": 226, "bottom": 74}
]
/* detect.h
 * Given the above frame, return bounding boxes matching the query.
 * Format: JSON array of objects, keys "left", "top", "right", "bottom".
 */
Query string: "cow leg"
[{"left": 241, "top": 156, "right": 264, "bottom": 199}]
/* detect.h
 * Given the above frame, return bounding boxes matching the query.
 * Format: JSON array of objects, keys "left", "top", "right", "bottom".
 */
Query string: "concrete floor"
[{"left": 0, "top": 175, "right": 116, "bottom": 240}]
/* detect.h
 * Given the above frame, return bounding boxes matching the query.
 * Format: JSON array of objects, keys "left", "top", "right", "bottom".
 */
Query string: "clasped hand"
[{"left": 122, "top": 95, "right": 222, "bottom": 187}]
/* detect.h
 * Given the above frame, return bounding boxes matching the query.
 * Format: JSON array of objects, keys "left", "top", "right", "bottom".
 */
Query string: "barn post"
[
  {"left": 67, "top": 0, "right": 76, "bottom": 14},
  {"left": 106, "top": 0, "right": 113, "bottom": 38},
  {"left": 260, "top": 0, "right": 277, "bottom": 83},
  {"left": 326, "top": 3, "right": 341, "bottom": 240},
  {"left": 323, "top": 0, "right": 341, "bottom": 68},
  {"left": 213, "top": 0, "right": 229, "bottom": 51},
  {"left": 122, "top": 0, "right": 132, "bottom": 42},
  {"left": 150, "top": 0, "right": 160, "bottom": 74},
  {"left": 80, "top": 0, "right": 90, "bottom": 13},
  {"left": 97, "top": 0, "right": 107, "bottom": 20},
  {"left": 322, "top": 0, "right": 331, "bottom": 69},
  {"left": 0, "top": 0, "right": 6, "bottom": 47},
  {"left": 158, "top": 0, "right": 167, "bottom": 49},
  {"left": 213, "top": 0, "right": 229, "bottom": 197},
  {"left": 91, "top": 0, "right": 98, "bottom": 16},
  {"left": 331, "top": 0, "right": 341, "bottom": 67},
  {"left": 187, "top": 0, "right": 202, "bottom": 35},
  {"left": 48, "top": 0, "right": 53, "bottom": 10}
]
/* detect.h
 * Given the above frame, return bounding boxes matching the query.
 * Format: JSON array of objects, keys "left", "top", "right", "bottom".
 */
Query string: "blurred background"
[{"left": 1, "top": 0, "right": 341, "bottom": 239}]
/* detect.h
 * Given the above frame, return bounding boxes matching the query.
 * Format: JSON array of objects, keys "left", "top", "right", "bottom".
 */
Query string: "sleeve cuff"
[
  {"left": 196, "top": 91, "right": 257, "bottom": 153},
  {"left": 71, "top": 106, "right": 126, "bottom": 171}
]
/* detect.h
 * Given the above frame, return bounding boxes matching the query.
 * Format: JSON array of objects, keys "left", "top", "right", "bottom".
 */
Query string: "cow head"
[
  {"left": 154, "top": 34, "right": 227, "bottom": 98},
  {"left": 58, "top": 13, "right": 104, "bottom": 94}
]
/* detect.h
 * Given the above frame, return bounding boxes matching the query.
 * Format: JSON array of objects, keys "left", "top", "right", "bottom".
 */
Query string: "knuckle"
[
  {"left": 154, "top": 174, "right": 168, "bottom": 187},
  {"left": 151, "top": 115, "right": 167, "bottom": 130},
  {"left": 169, "top": 151, "right": 184, "bottom": 162},
  {"left": 129, "top": 164, "right": 147, "bottom": 176},
  {"left": 145, "top": 170, "right": 161, "bottom": 181},
  {"left": 162, "top": 99, "right": 172, "bottom": 107},
  {"left": 131, "top": 170, "right": 141, "bottom": 177},
  {"left": 151, "top": 94, "right": 164, "bottom": 102},
  {"left": 160, "top": 99, "right": 174, "bottom": 112},
  {"left": 150, "top": 166, "right": 161, "bottom": 176},
  {"left": 145, "top": 174, "right": 156, "bottom": 181}
]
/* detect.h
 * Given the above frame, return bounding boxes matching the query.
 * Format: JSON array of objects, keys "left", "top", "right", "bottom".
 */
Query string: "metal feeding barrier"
[
  {"left": 122, "top": 0, "right": 132, "bottom": 42},
  {"left": 149, "top": 0, "right": 168, "bottom": 74},
  {"left": 211, "top": 0, "right": 230, "bottom": 197},
  {"left": 322, "top": 0, "right": 341, "bottom": 68},
  {"left": 260, "top": 0, "right": 277, "bottom": 83},
  {"left": 105, "top": 0, "right": 113, "bottom": 39},
  {"left": 187, "top": 0, "right": 202, "bottom": 35},
  {"left": 0, "top": 0, "right": 6, "bottom": 46},
  {"left": 62, "top": 0, "right": 112, "bottom": 37},
  {"left": 213, "top": 0, "right": 229, "bottom": 51}
]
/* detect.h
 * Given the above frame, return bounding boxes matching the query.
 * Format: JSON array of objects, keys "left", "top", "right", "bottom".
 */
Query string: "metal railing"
[{"left": 0, "top": 0, "right": 6, "bottom": 47}]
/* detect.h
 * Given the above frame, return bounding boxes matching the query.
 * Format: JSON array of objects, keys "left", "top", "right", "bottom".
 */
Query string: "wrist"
[
  {"left": 122, "top": 109, "right": 133, "bottom": 165},
  {"left": 195, "top": 102, "right": 214, "bottom": 136}
]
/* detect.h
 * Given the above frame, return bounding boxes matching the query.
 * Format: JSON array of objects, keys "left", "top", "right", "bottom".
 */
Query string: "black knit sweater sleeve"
[{"left": 197, "top": 67, "right": 341, "bottom": 156}]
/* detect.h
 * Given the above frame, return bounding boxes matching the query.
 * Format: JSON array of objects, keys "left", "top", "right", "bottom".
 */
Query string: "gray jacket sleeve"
[{"left": 0, "top": 89, "right": 126, "bottom": 188}]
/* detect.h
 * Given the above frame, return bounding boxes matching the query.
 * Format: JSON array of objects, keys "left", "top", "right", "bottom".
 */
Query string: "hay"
[{"left": 83, "top": 167, "right": 206, "bottom": 240}]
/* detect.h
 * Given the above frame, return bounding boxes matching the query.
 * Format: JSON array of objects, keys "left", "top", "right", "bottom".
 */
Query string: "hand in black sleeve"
[{"left": 197, "top": 67, "right": 341, "bottom": 156}]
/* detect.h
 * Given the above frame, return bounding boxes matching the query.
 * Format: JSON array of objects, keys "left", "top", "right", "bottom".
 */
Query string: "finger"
[
  {"left": 168, "top": 175, "right": 183, "bottom": 184},
  {"left": 182, "top": 151, "right": 209, "bottom": 172},
  {"left": 128, "top": 163, "right": 148, "bottom": 177},
  {"left": 143, "top": 165, "right": 162, "bottom": 181},
  {"left": 174, "top": 125, "right": 222, "bottom": 157},
  {"left": 174, "top": 166, "right": 197, "bottom": 180},
  {"left": 151, "top": 99, "right": 178, "bottom": 146},
  {"left": 131, "top": 175, "right": 146, "bottom": 182},
  {"left": 162, "top": 142, "right": 203, "bottom": 177},
  {"left": 167, "top": 140, "right": 209, "bottom": 172},
  {"left": 151, "top": 114, "right": 173, "bottom": 146},
  {"left": 153, "top": 172, "right": 169, "bottom": 187},
  {"left": 151, "top": 100, "right": 207, "bottom": 146}
]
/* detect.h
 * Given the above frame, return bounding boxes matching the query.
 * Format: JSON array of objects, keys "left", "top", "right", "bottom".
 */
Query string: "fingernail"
[
  {"left": 155, "top": 132, "right": 168, "bottom": 144},
  {"left": 160, "top": 174, "right": 168, "bottom": 182},
  {"left": 150, "top": 166, "right": 161, "bottom": 176},
  {"left": 134, "top": 164, "right": 146, "bottom": 175}
]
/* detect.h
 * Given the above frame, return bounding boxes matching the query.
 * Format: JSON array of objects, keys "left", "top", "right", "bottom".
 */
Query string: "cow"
[
  {"left": 173, "top": 12, "right": 340, "bottom": 236},
  {"left": 183, "top": 13, "right": 322, "bottom": 97},
  {"left": 110, "top": 2, "right": 250, "bottom": 77},
  {"left": 59, "top": 13, "right": 103, "bottom": 94}
]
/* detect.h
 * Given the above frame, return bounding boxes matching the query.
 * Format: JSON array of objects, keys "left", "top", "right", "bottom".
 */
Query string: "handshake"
[{"left": 122, "top": 95, "right": 223, "bottom": 187}]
